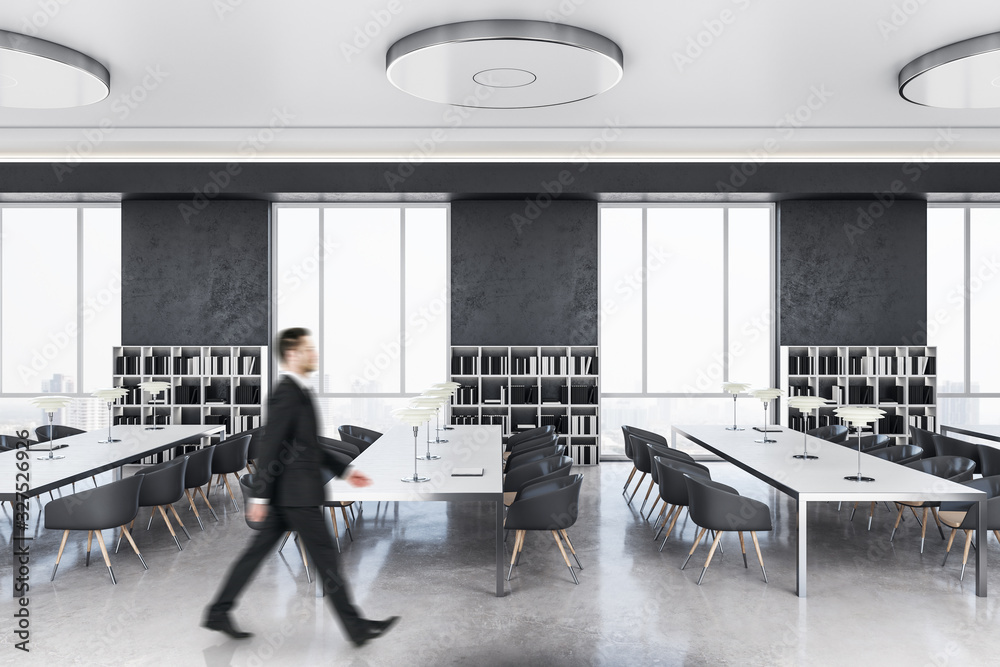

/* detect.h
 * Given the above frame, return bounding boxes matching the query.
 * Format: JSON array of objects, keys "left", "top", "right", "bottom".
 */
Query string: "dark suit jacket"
[{"left": 255, "top": 376, "right": 349, "bottom": 507}]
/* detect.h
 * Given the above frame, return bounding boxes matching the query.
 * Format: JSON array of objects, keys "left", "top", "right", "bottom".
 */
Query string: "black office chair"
[
  {"left": 652, "top": 456, "right": 714, "bottom": 551},
  {"left": 620, "top": 426, "right": 638, "bottom": 496},
  {"left": 506, "top": 426, "right": 555, "bottom": 451},
  {"left": 506, "top": 433, "right": 559, "bottom": 459},
  {"left": 643, "top": 442, "right": 696, "bottom": 521},
  {"left": 337, "top": 425, "right": 382, "bottom": 453},
  {"left": 502, "top": 454, "right": 573, "bottom": 506},
  {"left": 890, "top": 455, "right": 977, "bottom": 552},
  {"left": 240, "top": 474, "right": 312, "bottom": 582},
  {"left": 910, "top": 425, "right": 937, "bottom": 457},
  {"left": 505, "top": 444, "right": 566, "bottom": 473},
  {"left": 319, "top": 450, "right": 358, "bottom": 553},
  {"left": 683, "top": 474, "right": 773, "bottom": 585},
  {"left": 978, "top": 444, "right": 1000, "bottom": 477},
  {"left": 241, "top": 427, "right": 265, "bottom": 473},
  {"left": 625, "top": 432, "right": 666, "bottom": 512},
  {"left": 318, "top": 436, "right": 361, "bottom": 460},
  {"left": 183, "top": 445, "right": 218, "bottom": 530},
  {"left": 504, "top": 475, "right": 584, "bottom": 584},
  {"left": 621, "top": 426, "right": 668, "bottom": 501},
  {"left": 849, "top": 444, "right": 926, "bottom": 530},
  {"left": 931, "top": 434, "right": 982, "bottom": 474},
  {"left": 210, "top": 434, "right": 251, "bottom": 511},
  {"left": 939, "top": 475, "right": 1000, "bottom": 580},
  {"left": 0, "top": 434, "right": 37, "bottom": 452},
  {"left": 128, "top": 457, "right": 190, "bottom": 552},
  {"left": 806, "top": 425, "right": 848, "bottom": 444},
  {"left": 45, "top": 475, "right": 146, "bottom": 585},
  {"left": 844, "top": 434, "right": 891, "bottom": 452}
]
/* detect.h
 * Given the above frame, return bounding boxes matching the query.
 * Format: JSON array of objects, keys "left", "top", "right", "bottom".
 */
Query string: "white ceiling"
[{"left": 2, "top": 0, "right": 1000, "bottom": 161}]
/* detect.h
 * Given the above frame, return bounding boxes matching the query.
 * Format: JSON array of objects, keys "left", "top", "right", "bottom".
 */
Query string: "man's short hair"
[{"left": 278, "top": 327, "right": 311, "bottom": 361}]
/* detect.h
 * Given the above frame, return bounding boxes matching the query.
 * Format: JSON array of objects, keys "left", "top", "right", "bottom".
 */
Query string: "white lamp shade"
[
  {"left": 432, "top": 382, "right": 461, "bottom": 390},
  {"left": 750, "top": 388, "right": 784, "bottom": 402},
  {"left": 422, "top": 388, "right": 453, "bottom": 399},
  {"left": 393, "top": 407, "right": 436, "bottom": 426},
  {"left": 30, "top": 395, "right": 73, "bottom": 410},
  {"left": 722, "top": 382, "right": 752, "bottom": 394},
  {"left": 409, "top": 396, "right": 444, "bottom": 409},
  {"left": 139, "top": 381, "right": 171, "bottom": 393},
  {"left": 834, "top": 406, "right": 886, "bottom": 425},
  {"left": 787, "top": 396, "right": 832, "bottom": 412},
  {"left": 92, "top": 388, "right": 129, "bottom": 402}
]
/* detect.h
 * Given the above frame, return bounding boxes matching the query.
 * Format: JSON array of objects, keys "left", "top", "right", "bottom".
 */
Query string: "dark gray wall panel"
[
  {"left": 122, "top": 200, "right": 269, "bottom": 345},
  {"left": 779, "top": 200, "right": 927, "bottom": 345},
  {"left": 452, "top": 200, "right": 598, "bottom": 345}
]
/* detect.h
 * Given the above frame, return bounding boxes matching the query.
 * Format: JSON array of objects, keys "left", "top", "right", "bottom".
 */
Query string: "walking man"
[{"left": 204, "top": 327, "right": 398, "bottom": 646}]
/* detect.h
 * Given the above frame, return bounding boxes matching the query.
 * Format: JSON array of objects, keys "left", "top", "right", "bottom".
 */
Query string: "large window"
[
  {"left": 0, "top": 205, "right": 122, "bottom": 434},
  {"left": 600, "top": 205, "right": 775, "bottom": 457},
  {"left": 273, "top": 205, "right": 449, "bottom": 436},
  {"left": 928, "top": 205, "right": 1000, "bottom": 426}
]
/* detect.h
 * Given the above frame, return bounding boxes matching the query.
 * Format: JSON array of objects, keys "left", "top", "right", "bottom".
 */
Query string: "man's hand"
[
  {"left": 246, "top": 502, "right": 268, "bottom": 523},
  {"left": 346, "top": 469, "right": 373, "bottom": 488}
]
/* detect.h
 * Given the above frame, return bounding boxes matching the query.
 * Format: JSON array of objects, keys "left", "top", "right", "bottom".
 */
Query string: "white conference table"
[
  {"left": 0, "top": 424, "right": 225, "bottom": 596},
  {"left": 325, "top": 424, "right": 505, "bottom": 597},
  {"left": 672, "top": 425, "right": 987, "bottom": 597}
]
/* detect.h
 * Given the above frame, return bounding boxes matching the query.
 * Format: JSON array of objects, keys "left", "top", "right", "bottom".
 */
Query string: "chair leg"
[
  {"left": 551, "top": 530, "right": 579, "bottom": 584},
  {"left": 697, "top": 530, "right": 724, "bottom": 585},
  {"left": 147, "top": 508, "right": 156, "bottom": 531},
  {"left": 86, "top": 530, "right": 94, "bottom": 567},
  {"left": 278, "top": 531, "right": 291, "bottom": 552},
  {"left": 681, "top": 527, "right": 707, "bottom": 570},
  {"left": 623, "top": 465, "right": 637, "bottom": 494},
  {"left": 639, "top": 478, "right": 655, "bottom": 514},
  {"left": 157, "top": 506, "right": 183, "bottom": 551},
  {"left": 653, "top": 504, "right": 674, "bottom": 540},
  {"left": 221, "top": 474, "right": 240, "bottom": 512},
  {"left": 931, "top": 507, "right": 946, "bottom": 540},
  {"left": 850, "top": 502, "right": 858, "bottom": 522},
  {"left": 507, "top": 530, "right": 524, "bottom": 581},
  {"left": 645, "top": 496, "right": 660, "bottom": 521},
  {"left": 93, "top": 530, "right": 116, "bottom": 585},
  {"left": 341, "top": 506, "right": 354, "bottom": 542},
  {"left": 738, "top": 531, "right": 748, "bottom": 568},
  {"left": 868, "top": 502, "right": 877, "bottom": 531},
  {"left": 961, "top": 530, "right": 975, "bottom": 581},
  {"left": 560, "top": 530, "right": 583, "bottom": 569},
  {"left": 168, "top": 504, "right": 192, "bottom": 540},
  {"left": 329, "top": 507, "right": 341, "bottom": 553},
  {"left": 119, "top": 525, "right": 147, "bottom": 570},
  {"left": 185, "top": 490, "right": 205, "bottom": 531},
  {"left": 910, "top": 505, "right": 924, "bottom": 526},
  {"left": 660, "top": 506, "right": 684, "bottom": 552},
  {"left": 750, "top": 532, "right": 768, "bottom": 583},
  {"left": 50, "top": 530, "right": 70, "bottom": 581},
  {"left": 627, "top": 472, "right": 646, "bottom": 505},
  {"left": 942, "top": 527, "right": 958, "bottom": 566},
  {"left": 890, "top": 504, "right": 906, "bottom": 542},
  {"left": 294, "top": 534, "right": 312, "bottom": 583},
  {"left": 196, "top": 486, "right": 219, "bottom": 522},
  {"left": 920, "top": 507, "right": 929, "bottom": 553}
]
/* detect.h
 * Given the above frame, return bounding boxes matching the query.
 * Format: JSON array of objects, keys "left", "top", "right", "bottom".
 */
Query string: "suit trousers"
[{"left": 208, "top": 504, "right": 366, "bottom": 641}]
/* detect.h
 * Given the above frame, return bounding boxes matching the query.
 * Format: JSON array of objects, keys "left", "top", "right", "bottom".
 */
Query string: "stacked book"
[
  {"left": 512, "top": 355, "right": 538, "bottom": 375},
  {"left": 234, "top": 385, "right": 260, "bottom": 404},
  {"left": 451, "top": 355, "right": 480, "bottom": 374},
  {"left": 571, "top": 415, "right": 598, "bottom": 435},
  {"left": 573, "top": 355, "right": 598, "bottom": 375},
  {"left": 237, "top": 355, "right": 259, "bottom": 375},
  {"left": 115, "top": 354, "right": 142, "bottom": 375}
]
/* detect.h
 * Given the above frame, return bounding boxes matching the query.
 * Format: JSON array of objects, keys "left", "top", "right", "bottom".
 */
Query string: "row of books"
[
  {"left": 878, "top": 415, "right": 906, "bottom": 434},
  {"left": 233, "top": 385, "right": 261, "bottom": 405},
  {"left": 451, "top": 355, "right": 596, "bottom": 376},
  {"left": 480, "top": 414, "right": 510, "bottom": 431},
  {"left": 500, "top": 385, "right": 537, "bottom": 405},
  {"left": 564, "top": 385, "right": 598, "bottom": 405},
  {"left": 571, "top": 415, "right": 598, "bottom": 435},
  {"left": 908, "top": 414, "right": 936, "bottom": 431},
  {"left": 116, "top": 355, "right": 261, "bottom": 376},
  {"left": 454, "top": 385, "right": 479, "bottom": 405},
  {"left": 237, "top": 414, "right": 262, "bottom": 431},
  {"left": 789, "top": 354, "right": 937, "bottom": 376}
]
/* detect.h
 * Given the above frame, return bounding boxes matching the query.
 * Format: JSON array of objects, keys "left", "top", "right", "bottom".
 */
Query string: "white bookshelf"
[
  {"left": 780, "top": 345, "right": 936, "bottom": 443},
  {"left": 450, "top": 345, "right": 599, "bottom": 465},
  {"left": 112, "top": 345, "right": 267, "bottom": 437}
]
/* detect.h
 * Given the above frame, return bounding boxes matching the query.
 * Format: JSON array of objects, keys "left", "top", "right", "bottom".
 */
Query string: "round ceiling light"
[
  {"left": 386, "top": 19, "right": 623, "bottom": 108},
  {"left": 899, "top": 30, "right": 1000, "bottom": 108},
  {"left": 0, "top": 29, "right": 110, "bottom": 108}
]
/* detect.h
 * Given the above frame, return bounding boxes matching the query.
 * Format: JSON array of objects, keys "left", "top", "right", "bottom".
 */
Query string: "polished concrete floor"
[{"left": 2, "top": 459, "right": 1000, "bottom": 666}]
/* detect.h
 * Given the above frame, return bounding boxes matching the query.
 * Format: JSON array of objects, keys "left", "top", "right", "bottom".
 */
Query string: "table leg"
[
  {"left": 797, "top": 498, "right": 807, "bottom": 597},
  {"left": 977, "top": 496, "right": 987, "bottom": 597},
  {"left": 496, "top": 497, "right": 505, "bottom": 597}
]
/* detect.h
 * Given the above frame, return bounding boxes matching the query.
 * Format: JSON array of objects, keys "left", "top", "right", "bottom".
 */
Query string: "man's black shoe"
[
  {"left": 352, "top": 616, "right": 400, "bottom": 647},
  {"left": 203, "top": 613, "right": 254, "bottom": 639}
]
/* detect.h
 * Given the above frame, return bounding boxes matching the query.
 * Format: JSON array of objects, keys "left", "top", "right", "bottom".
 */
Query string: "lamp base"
[
  {"left": 754, "top": 438, "right": 777, "bottom": 443},
  {"left": 98, "top": 437, "right": 122, "bottom": 443},
  {"left": 441, "top": 426, "right": 455, "bottom": 431},
  {"left": 844, "top": 474, "right": 875, "bottom": 482},
  {"left": 144, "top": 426, "right": 164, "bottom": 431},
  {"left": 401, "top": 475, "right": 430, "bottom": 483},
  {"left": 36, "top": 454, "right": 65, "bottom": 460},
  {"left": 416, "top": 454, "right": 441, "bottom": 461},
  {"left": 433, "top": 437, "right": 448, "bottom": 444},
  {"left": 792, "top": 453, "right": 819, "bottom": 460},
  {"left": 725, "top": 426, "right": 745, "bottom": 431}
]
